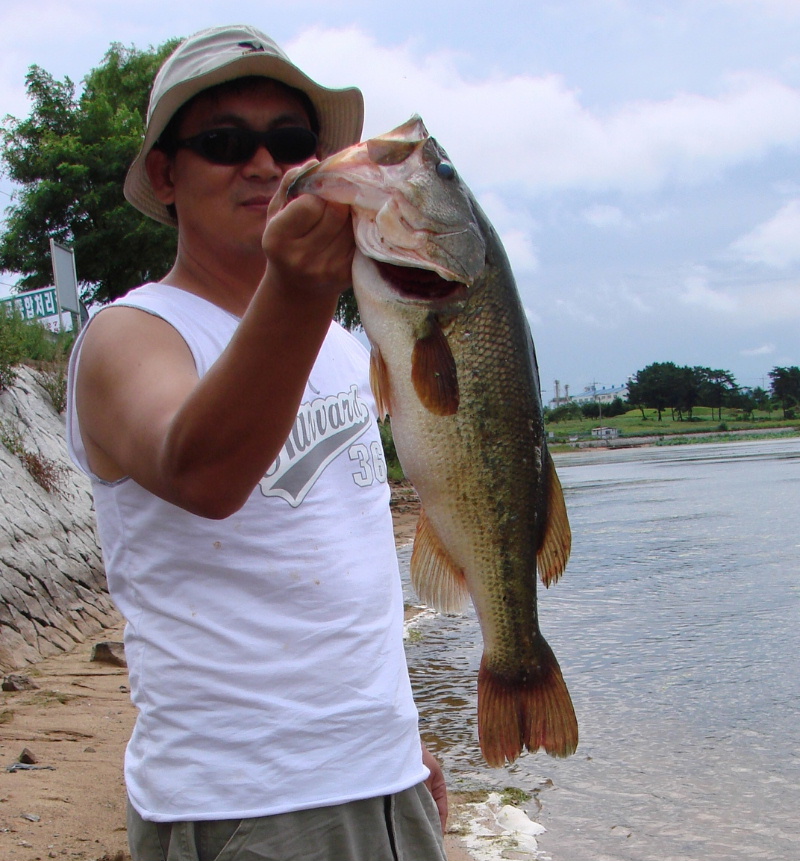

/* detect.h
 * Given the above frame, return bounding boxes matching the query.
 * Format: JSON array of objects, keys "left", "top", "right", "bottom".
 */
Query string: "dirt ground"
[{"left": 0, "top": 487, "right": 475, "bottom": 861}]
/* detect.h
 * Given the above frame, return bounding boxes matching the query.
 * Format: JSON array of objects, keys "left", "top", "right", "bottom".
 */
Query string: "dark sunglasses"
[{"left": 173, "top": 127, "right": 318, "bottom": 166}]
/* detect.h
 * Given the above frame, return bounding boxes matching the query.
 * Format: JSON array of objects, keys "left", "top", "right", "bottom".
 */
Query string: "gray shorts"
[{"left": 127, "top": 783, "right": 446, "bottom": 861}]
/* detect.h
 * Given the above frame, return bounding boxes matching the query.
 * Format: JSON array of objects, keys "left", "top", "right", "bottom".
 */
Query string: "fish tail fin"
[{"left": 478, "top": 640, "right": 578, "bottom": 767}]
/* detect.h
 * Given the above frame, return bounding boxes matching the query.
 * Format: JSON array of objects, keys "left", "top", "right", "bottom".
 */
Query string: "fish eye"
[{"left": 436, "top": 161, "right": 456, "bottom": 179}]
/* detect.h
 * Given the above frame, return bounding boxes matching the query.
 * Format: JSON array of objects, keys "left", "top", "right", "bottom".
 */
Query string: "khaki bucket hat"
[{"left": 124, "top": 24, "right": 364, "bottom": 226}]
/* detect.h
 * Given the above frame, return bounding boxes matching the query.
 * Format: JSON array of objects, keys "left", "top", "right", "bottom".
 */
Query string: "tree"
[
  {"left": 604, "top": 396, "right": 629, "bottom": 418},
  {"left": 1, "top": 42, "right": 364, "bottom": 328},
  {"left": 1, "top": 42, "right": 181, "bottom": 305},
  {"left": 768, "top": 366, "right": 800, "bottom": 419},
  {"left": 696, "top": 368, "right": 738, "bottom": 421},
  {"left": 729, "top": 387, "right": 758, "bottom": 420},
  {"left": 547, "top": 402, "right": 583, "bottom": 423},
  {"left": 627, "top": 362, "right": 682, "bottom": 420},
  {"left": 751, "top": 386, "right": 771, "bottom": 414}
]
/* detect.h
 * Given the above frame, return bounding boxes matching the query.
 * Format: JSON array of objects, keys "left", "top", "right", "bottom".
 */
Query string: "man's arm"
[{"left": 75, "top": 191, "right": 354, "bottom": 518}]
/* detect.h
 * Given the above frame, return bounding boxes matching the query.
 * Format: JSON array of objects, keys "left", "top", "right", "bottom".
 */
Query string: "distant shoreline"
[{"left": 552, "top": 426, "right": 798, "bottom": 452}]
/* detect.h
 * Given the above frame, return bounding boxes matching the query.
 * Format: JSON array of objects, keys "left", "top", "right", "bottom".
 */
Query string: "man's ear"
[{"left": 145, "top": 148, "right": 176, "bottom": 205}]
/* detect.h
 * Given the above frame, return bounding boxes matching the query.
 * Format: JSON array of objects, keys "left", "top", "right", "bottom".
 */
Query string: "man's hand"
[
  {"left": 262, "top": 163, "right": 355, "bottom": 302},
  {"left": 422, "top": 744, "right": 448, "bottom": 833}
]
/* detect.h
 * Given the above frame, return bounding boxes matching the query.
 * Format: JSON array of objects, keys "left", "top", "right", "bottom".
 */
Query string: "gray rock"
[
  {"left": 1, "top": 366, "right": 119, "bottom": 672},
  {"left": 1, "top": 673, "right": 39, "bottom": 691},
  {"left": 90, "top": 641, "right": 126, "bottom": 667}
]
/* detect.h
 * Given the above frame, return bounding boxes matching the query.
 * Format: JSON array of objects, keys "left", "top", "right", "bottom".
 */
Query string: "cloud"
[
  {"left": 582, "top": 204, "right": 631, "bottom": 230},
  {"left": 680, "top": 275, "right": 739, "bottom": 314},
  {"left": 679, "top": 271, "right": 800, "bottom": 324},
  {"left": 288, "top": 28, "right": 800, "bottom": 198},
  {"left": 477, "top": 192, "right": 539, "bottom": 274},
  {"left": 740, "top": 344, "right": 775, "bottom": 356},
  {"left": 729, "top": 200, "right": 800, "bottom": 267}
]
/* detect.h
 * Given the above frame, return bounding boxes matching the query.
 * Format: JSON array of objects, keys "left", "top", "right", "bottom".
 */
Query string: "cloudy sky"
[{"left": 2, "top": 0, "right": 799, "bottom": 398}]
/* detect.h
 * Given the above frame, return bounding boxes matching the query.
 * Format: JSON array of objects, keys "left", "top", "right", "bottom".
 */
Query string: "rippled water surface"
[{"left": 401, "top": 438, "right": 800, "bottom": 861}]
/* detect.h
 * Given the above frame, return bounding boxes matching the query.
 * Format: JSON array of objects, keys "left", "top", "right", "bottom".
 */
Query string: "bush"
[
  {"left": 0, "top": 419, "right": 67, "bottom": 495},
  {"left": 0, "top": 309, "right": 26, "bottom": 390},
  {"left": 0, "top": 308, "right": 74, "bottom": 397},
  {"left": 35, "top": 362, "right": 68, "bottom": 414}
]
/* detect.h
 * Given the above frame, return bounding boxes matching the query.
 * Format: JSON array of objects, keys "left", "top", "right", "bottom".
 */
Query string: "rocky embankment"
[{"left": 0, "top": 366, "right": 117, "bottom": 673}]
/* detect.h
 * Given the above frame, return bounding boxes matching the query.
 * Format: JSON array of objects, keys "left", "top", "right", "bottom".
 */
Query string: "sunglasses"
[{"left": 173, "top": 126, "right": 318, "bottom": 166}]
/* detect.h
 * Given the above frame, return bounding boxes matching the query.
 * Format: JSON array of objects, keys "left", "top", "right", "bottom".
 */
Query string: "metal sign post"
[{"left": 49, "top": 239, "right": 81, "bottom": 331}]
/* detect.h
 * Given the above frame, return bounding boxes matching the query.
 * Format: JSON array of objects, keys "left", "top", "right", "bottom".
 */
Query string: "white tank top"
[{"left": 67, "top": 283, "right": 426, "bottom": 822}]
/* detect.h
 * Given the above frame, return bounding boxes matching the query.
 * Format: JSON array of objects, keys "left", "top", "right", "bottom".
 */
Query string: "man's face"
[{"left": 162, "top": 80, "right": 316, "bottom": 255}]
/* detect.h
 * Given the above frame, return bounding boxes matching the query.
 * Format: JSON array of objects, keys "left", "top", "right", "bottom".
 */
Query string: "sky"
[{"left": 2, "top": 0, "right": 800, "bottom": 398}]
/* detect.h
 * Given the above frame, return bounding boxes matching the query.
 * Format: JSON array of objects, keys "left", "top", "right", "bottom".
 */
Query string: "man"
[{"left": 66, "top": 25, "right": 447, "bottom": 861}]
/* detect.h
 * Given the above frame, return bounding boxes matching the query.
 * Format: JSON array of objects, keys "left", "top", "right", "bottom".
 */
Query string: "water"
[{"left": 401, "top": 437, "right": 800, "bottom": 861}]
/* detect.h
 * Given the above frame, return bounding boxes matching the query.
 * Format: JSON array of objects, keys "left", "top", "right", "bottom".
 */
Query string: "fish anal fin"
[
  {"left": 478, "top": 639, "right": 578, "bottom": 767},
  {"left": 410, "top": 508, "right": 470, "bottom": 614},
  {"left": 537, "top": 450, "right": 572, "bottom": 588},
  {"left": 411, "top": 316, "right": 459, "bottom": 416},
  {"left": 369, "top": 346, "right": 392, "bottom": 419}
]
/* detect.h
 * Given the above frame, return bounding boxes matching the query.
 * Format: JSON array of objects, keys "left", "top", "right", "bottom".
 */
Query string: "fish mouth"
[{"left": 374, "top": 261, "right": 466, "bottom": 301}]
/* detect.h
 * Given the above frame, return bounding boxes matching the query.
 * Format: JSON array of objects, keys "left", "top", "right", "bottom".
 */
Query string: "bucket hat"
[{"left": 124, "top": 24, "right": 364, "bottom": 226}]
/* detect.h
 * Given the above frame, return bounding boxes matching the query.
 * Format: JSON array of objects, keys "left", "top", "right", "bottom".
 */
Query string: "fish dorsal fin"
[
  {"left": 367, "top": 137, "right": 420, "bottom": 166},
  {"left": 537, "top": 451, "right": 572, "bottom": 587},
  {"left": 410, "top": 508, "right": 470, "bottom": 614},
  {"left": 369, "top": 345, "right": 392, "bottom": 419},
  {"left": 411, "top": 316, "right": 459, "bottom": 416}
]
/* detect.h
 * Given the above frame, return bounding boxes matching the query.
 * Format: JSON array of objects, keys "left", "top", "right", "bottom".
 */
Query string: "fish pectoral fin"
[
  {"left": 369, "top": 346, "right": 392, "bottom": 419},
  {"left": 411, "top": 316, "right": 459, "bottom": 416},
  {"left": 478, "top": 638, "right": 579, "bottom": 767},
  {"left": 410, "top": 508, "right": 470, "bottom": 614},
  {"left": 537, "top": 451, "right": 572, "bottom": 588}
]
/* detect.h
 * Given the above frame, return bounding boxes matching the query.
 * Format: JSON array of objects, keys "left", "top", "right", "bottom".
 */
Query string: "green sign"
[{"left": 0, "top": 287, "right": 59, "bottom": 321}]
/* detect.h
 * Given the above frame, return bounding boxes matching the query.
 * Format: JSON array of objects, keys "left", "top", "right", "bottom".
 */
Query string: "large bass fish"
[{"left": 290, "top": 117, "right": 578, "bottom": 766}]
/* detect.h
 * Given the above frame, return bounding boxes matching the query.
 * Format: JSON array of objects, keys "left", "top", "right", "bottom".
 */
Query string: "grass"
[
  {"left": 546, "top": 406, "right": 797, "bottom": 446},
  {"left": 500, "top": 786, "right": 532, "bottom": 806}
]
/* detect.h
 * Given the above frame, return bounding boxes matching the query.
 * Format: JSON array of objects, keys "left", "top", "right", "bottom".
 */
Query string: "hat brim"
[{"left": 124, "top": 52, "right": 364, "bottom": 226}]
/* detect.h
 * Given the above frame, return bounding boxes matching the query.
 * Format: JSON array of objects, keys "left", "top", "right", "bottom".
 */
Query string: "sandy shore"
[{"left": 0, "top": 485, "right": 476, "bottom": 861}]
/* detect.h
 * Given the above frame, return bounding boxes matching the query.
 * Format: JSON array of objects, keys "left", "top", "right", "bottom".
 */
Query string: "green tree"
[
  {"left": 668, "top": 365, "right": 701, "bottom": 421},
  {"left": 547, "top": 401, "right": 583, "bottom": 423},
  {"left": 604, "top": 396, "right": 628, "bottom": 418},
  {"left": 627, "top": 362, "right": 682, "bottom": 421},
  {"left": 1, "top": 42, "right": 182, "bottom": 305},
  {"left": 729, "top": 387, "right": 758, "bottom": 420},
  {"left": 1, "top": 41, "right": 364, "bottom": 329},
  {"left": 697, "top": 367, "right": 738, "bottom": 420},
  {"left": 768, "top": 366, "right": 800, "bottom": 419},
  {"left": 751, "top": 386, "right": 771, "bottom": 414}
]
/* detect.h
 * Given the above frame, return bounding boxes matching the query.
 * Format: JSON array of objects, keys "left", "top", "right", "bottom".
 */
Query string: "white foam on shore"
[{"left": 455, "top": 792, "right": 547, "bottom": 860}]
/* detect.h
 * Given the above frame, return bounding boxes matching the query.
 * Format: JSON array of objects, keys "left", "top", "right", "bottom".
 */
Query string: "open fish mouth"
[{"left": 374, "top": 261, "right": 467, "bottom": 301}]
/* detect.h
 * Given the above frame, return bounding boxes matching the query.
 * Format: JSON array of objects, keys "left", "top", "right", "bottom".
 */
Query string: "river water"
[{"left": 401, "top": 437, "right": 800, "bottom": 861}]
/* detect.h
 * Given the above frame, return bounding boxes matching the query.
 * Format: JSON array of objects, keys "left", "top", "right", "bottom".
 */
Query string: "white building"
[
  {"left": 591, "top": 426, "right": 620, "bottom": 439},
  {"left": 549, "top": 382, "right": 629, "bottom": 409}
]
